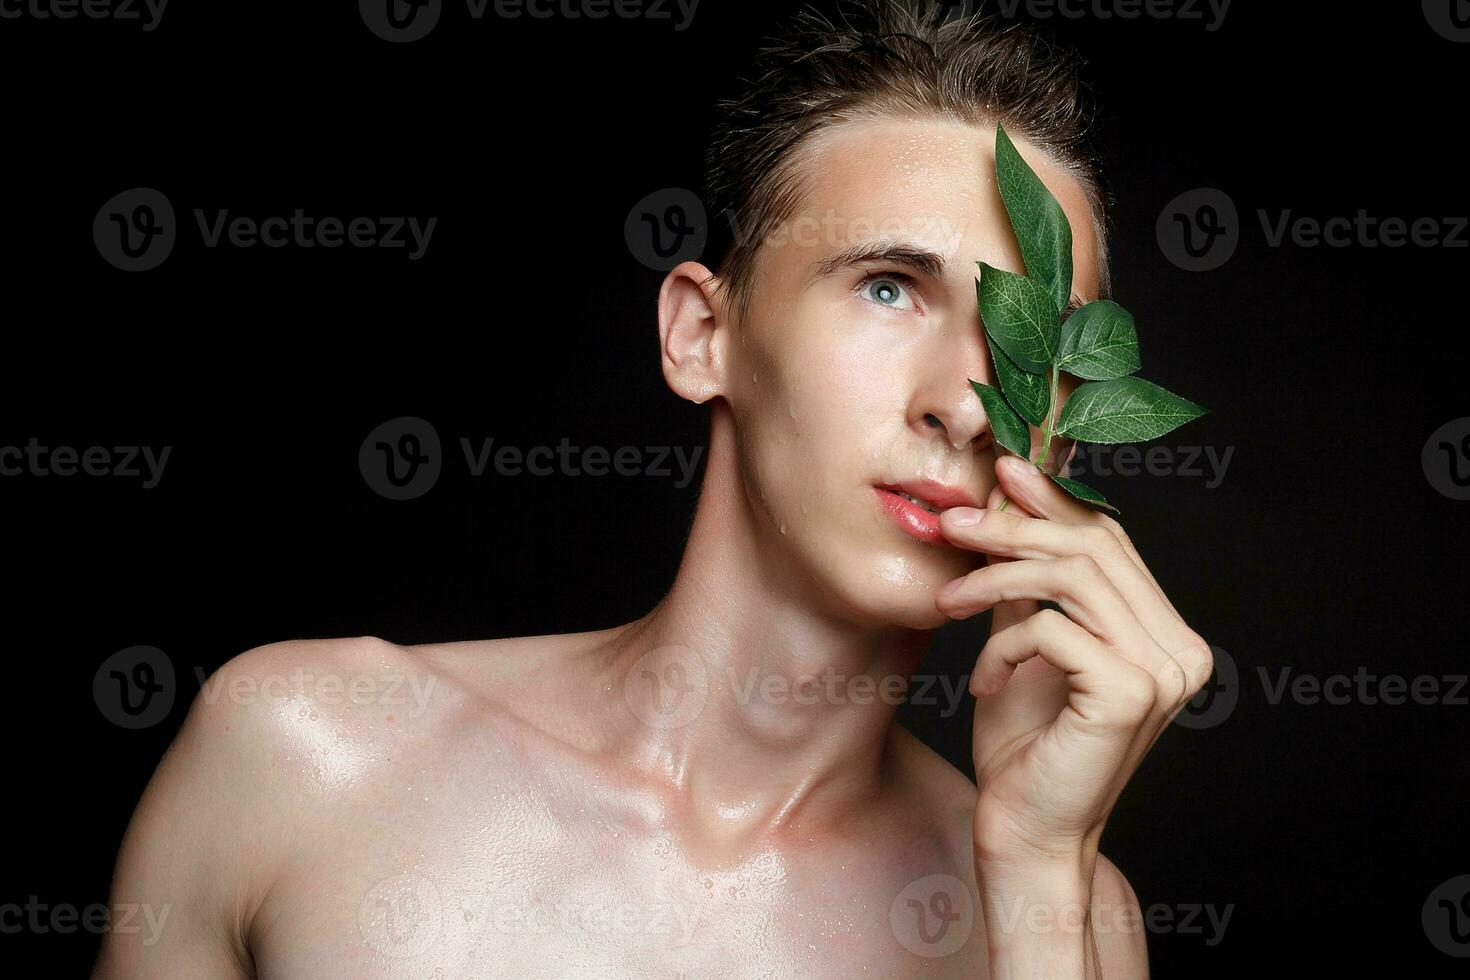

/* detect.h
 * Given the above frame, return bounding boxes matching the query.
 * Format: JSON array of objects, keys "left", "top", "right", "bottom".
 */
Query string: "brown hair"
[{"left": 703, "top": 0, "right": 1112, "bottom": 323}]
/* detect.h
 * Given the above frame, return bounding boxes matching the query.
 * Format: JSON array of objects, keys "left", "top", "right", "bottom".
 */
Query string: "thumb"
[{"left": 983, "top": 483, "right": 1040, "bottom": 636}]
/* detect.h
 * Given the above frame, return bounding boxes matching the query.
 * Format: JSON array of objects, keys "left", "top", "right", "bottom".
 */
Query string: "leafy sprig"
[{"left": 970, "top": 124, "right": 1207, "bottom": 514}]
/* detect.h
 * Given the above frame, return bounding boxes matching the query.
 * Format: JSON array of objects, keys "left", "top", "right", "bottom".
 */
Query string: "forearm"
[{"left": 975, "top": 847, "right": 1103, "bottom": 980}]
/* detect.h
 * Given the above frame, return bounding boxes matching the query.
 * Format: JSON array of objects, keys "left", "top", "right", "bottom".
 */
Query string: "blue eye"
[{"left": 858, "top": 273, "right": 918, "bottom": 311}]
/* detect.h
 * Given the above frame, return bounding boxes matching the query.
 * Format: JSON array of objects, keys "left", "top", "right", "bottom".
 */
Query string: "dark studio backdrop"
[{"left": 1, "top": 1, "right": 1467, "bottom": 975}]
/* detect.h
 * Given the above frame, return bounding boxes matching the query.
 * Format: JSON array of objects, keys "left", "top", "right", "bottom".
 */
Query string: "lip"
[{"left": 873, "top": 479, "right": 979, "bottom": 544}]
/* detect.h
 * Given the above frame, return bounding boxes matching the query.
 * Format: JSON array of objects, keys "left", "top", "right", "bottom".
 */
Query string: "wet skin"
[{"left": 94, "top": 118, "right": 1158, "bottom": 978}]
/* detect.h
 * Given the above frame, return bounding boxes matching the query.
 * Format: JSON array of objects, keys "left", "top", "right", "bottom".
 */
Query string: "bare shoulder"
[
  {"left": 885, "top": 723, "right": 981, "bottom": 863},
  {"left": 883, "top": 726, "right": 1148, "bottom": 976},
  {"left": 1091, "top": 852, "right": 1149, "bottom": 978},
  {"left": 96, "top": 635, "right": 425, "bottom": 977}
]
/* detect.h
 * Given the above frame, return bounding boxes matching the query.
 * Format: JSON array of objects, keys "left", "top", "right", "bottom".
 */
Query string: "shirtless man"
[{"left": 94, "top": 3, "right": 1212, "bottom": 977}]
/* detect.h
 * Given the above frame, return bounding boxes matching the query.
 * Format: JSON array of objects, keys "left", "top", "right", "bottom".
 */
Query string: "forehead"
[{"left": 771, "top": 115, "right": 1099, "bottom": 297}]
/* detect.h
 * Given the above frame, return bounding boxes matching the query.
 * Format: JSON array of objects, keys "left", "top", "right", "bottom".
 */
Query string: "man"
[{"left": 95, "top": 2, "right": 1211, "bottom": 976}]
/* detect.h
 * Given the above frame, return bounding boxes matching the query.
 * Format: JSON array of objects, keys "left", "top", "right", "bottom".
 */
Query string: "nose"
[{"left": 911, "top": 322, "right": 996, "bottom": 451}]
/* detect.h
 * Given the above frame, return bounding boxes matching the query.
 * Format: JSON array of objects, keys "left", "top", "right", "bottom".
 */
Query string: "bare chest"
[{"left": 246, "top": 761, "right": 986, "bottom": 979}]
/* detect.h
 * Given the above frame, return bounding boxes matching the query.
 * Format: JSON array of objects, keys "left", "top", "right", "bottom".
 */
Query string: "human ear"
[{"left": 657, "top": 260, "right": 728, "bottom": 406}]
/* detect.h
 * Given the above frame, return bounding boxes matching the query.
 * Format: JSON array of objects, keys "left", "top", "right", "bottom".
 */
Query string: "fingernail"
[
  {"left": 945, "top": 507, "right": 983, "bottom": 526},
  {"left": 1002, "top": 455, "right": 1033, "bottom": 477}
]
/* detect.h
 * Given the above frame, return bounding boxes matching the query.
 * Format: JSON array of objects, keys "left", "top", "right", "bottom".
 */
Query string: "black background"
[{"left": 2, "top": 1, "right": 1468, "bottom": 975}]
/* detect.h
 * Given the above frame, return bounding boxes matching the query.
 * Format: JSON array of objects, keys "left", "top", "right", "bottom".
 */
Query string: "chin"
[{"left": 830, "top": 551, "right": 973, "bottom": 632}]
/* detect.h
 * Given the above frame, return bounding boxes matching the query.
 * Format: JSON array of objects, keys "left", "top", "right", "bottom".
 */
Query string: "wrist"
[{"left": 973, "top": 847, "right": 1099, "bottom": 978}]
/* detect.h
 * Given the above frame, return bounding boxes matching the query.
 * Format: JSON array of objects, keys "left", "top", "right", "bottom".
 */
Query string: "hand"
[{"left": 935, "top": 453, "right": 1214, "bottom": 869}]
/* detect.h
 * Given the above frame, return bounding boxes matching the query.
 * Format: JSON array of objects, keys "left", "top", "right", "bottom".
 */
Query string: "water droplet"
[{"left": 779, "top": 522, "right": 787, "bottom": 535}]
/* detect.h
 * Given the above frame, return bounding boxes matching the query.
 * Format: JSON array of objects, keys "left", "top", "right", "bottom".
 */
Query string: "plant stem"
[{"left": 995, "top": 363, "right": 1060, "bottom": 513}]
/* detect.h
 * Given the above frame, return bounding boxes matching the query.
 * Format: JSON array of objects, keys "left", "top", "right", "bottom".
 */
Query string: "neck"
[{"left": 596, "top": 403, "right": 932, "bottom": 851}]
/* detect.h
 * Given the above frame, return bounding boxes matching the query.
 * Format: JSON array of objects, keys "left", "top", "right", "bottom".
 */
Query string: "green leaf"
[
  {"left": 995, "top": 123, "right": 1074, "bottom": 316},
  {"left": 1055, "top": 377, "right": 1208, "bottom": 444},
  {"left": 984, "top": 330, "right": 1049, "bottom": 427},
  {"left": 976, "top": 262, "right": 1060, "bottom": 374},
  {"left": 970, "top": 380, "right": 1031, "bottom": 459},
  {"left": 1051, "top": 475, "right": 1120, "bottom": 514},
  {"left": 1056, "top": 301, "right": 1141, "bottom": 381}
]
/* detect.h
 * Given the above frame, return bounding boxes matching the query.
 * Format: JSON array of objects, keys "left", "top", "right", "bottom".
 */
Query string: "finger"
[
  {"left": 981, "top": 483, "right": 1039, "bottom": 635},
  {"left": 941, "top": 505, "right": 1191, "bottom": 679},
  {"left": 996, "top": 453, "right": 1174, "bottom": 606},
  {"left": 974, "top": 609, "right": 1158, "bottom": 737},
  {"left": 936, "top": 556, "right": 1173, "bottom": 678}
]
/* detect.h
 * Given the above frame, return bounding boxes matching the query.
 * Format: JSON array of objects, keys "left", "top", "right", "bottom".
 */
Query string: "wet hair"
[{"left": 703, "top": 0, "right": 1112, "bottom": 323}]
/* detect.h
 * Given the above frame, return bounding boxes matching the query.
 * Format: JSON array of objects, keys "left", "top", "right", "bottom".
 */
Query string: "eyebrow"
[
  {"left": 812, "top": 238, "right": 1088, "bottom": 314},
  {"left": 810, "top": 240, "right": 947, "bottom": 282}
]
